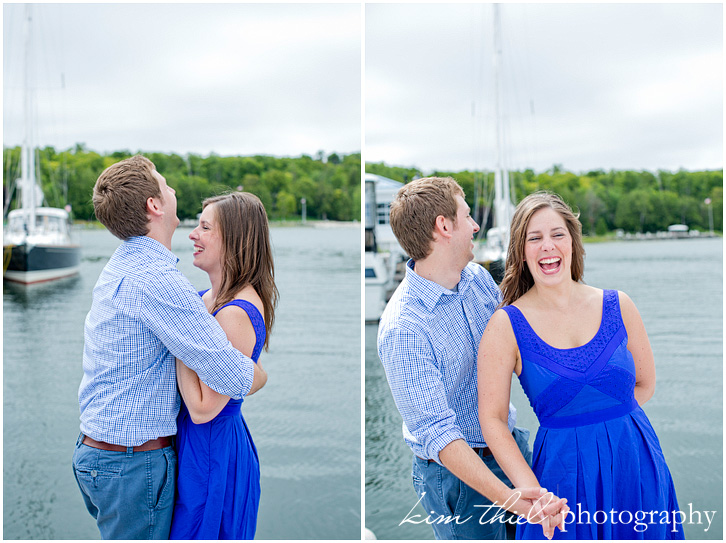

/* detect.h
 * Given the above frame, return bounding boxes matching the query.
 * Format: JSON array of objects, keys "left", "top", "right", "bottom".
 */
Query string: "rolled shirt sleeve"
[{"left": 379, "top": 324, "right": 465, "bottom": 464}]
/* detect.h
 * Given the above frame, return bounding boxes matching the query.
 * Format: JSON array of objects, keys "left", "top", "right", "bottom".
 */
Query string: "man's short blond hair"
[
  {"left": 92, "top": 155, "right": 161, "bottom": 240},
  {"left": 389, "top": 176, "right": 465, "bottom": 261}
]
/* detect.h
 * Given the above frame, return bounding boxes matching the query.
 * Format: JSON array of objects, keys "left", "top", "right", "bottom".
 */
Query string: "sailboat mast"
[
  {"left": 492, "top": 4, "right": 508, "bottom": 235},
  {"left": 21, "top": 4, "right": 37, "bottom": 232}
]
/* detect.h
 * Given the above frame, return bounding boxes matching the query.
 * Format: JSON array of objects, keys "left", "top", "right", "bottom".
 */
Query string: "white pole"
[
  {"left": 705, "top": 198, "right": 713, "bottom": 235},
  {"left": 22, "top": 4, "right": 37, "bottom": 233},
  {"left": 493, "top": 4, "right": 504, "bottom": 232},
  {"left": 492, "top": 3, "right": 510, "bottom": 250}
]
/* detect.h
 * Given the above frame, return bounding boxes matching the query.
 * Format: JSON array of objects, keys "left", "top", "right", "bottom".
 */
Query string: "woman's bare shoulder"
[
  {"left": 483, "top": 307, "right": 516, "bottom": 341},
  {"left": 231, "top": 285, "right": 264, "bottom": 318}
]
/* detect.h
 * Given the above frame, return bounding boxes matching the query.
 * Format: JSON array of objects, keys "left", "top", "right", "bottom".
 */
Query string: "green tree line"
[
  {"left": 3, "top": 145, "right": 361, "bottom": 222},
  {"left": 366, "top": 162, "right": 723, "bottom": 234}
]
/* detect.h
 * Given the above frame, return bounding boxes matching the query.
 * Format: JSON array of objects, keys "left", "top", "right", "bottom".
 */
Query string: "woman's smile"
[{"left": 538, "top": 256, "right": 561, "bottom": 274}]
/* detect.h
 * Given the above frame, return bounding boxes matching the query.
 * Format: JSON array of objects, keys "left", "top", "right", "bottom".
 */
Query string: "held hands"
[{"left": 501, "top": 487, "right": 569, "bottom": 540}]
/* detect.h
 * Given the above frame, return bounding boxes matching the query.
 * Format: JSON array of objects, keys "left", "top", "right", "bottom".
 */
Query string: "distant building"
[{"left": 365, "top": 173, "right": 405, "bottom": 251}]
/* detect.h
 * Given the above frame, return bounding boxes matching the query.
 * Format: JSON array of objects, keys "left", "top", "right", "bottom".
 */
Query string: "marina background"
[
  {"left": 366, "top": 3, "right": 722, "bottom": 174},
  {"left": 365, "top": 237, "right": 723, "bottom": 540},
  {"left": 4, "top": 223, "right": 361, "bottom": 540}
]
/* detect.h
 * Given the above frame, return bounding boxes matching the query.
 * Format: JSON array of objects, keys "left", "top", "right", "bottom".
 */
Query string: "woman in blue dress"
[
  {"left": 170, "top": 192, "right": 279, "bottom": 539},
  {"left": 478, "top": 191, "right": 683, "bottom": 540}
]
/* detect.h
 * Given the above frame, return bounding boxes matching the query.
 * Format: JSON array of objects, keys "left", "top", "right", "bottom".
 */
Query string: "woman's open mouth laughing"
[{"left": 538, "top": 256, "right": 561, "bottom": 274}]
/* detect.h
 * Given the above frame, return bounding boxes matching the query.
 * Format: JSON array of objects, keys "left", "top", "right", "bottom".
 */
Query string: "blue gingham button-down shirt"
[
  {"left": 78, "top": 236, "right": 255, "bottom": 446},
  {"left": 377, "top": 260, "right": 516, "bottom": 464}
]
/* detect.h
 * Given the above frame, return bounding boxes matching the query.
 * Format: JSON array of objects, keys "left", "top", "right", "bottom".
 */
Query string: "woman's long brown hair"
[{"left": 203, "top": 192, "right": 279, "bottom": 350}]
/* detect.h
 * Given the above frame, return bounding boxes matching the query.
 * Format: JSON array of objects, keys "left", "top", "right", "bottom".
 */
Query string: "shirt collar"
[
  {"left": 405, "top": 259, "right": 473, "bottom": 310},
  {"left": 124, "top": 236, "right": 180, "bottom": 265}
]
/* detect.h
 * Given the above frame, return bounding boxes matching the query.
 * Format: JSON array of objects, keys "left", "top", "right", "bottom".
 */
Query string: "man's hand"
[{"left": 500, "top": 487, "right": 569, "bottom": 540}]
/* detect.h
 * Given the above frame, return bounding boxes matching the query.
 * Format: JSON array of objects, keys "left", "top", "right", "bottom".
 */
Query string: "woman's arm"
[
  {"left": 478, "top": 310, "right": 540, "bottom": 489},
  {"left": 619, "top": 291, "right": 656, "bottom": 405},
  {"left": 176, "top": 304, "right": 266, "bottom": 424},
  {"left": 479, "top": 309, "right": 567, "bottom": 538}
]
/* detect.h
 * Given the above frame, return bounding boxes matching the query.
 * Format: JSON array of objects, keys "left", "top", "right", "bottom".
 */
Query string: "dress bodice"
[{"left": 503, "top": 289, "right": 638, "bottom": 428}]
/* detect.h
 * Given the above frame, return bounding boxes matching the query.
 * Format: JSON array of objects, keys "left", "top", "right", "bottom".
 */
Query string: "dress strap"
[
  {"left": 212, "top": 299, "right": 266, "bottom": 362},
  {"left": 501, "top": 305, "right": 533, "bottom": 351}
]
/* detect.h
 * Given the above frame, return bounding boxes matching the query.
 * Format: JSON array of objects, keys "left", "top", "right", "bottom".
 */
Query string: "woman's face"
[
  {"left": 523, "top": 206, "right": 572, "bottom": 287},
  {"left": 189, "top": 203, "right": 223, "bottom": 274}
]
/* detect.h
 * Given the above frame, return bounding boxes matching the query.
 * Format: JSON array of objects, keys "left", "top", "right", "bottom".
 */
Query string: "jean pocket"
[
  {"left": 74, "top": 463, "right": 123, "bottom": 489},
  {"left": 151, "top": 449, "right": 177, "bottom": 511},
  {"left": 412, "top": 463, "right": 424, "bottom": 487}
]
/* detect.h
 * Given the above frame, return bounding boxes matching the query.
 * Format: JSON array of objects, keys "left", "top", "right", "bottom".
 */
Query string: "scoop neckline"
[{"left": 510, "top": 289, "right": 607, "bottom": 352}]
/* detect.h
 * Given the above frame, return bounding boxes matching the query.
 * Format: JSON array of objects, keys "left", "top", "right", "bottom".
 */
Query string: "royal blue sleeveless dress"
[
  {"left": 170, "top": 292, "right": 265, "bottom": 540},
  {"left": 503, "top": 290, "right": 683, "bottom": 540}
]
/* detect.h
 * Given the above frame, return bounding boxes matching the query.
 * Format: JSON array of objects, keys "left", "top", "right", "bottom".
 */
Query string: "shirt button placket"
[{"left": 461, "top": 298, "right": 477, "bottom": 341}]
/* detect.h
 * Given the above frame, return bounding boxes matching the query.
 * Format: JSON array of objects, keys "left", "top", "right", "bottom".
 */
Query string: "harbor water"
[
  {"left": 365, "top": 237, "right": 723, "bottom": 540},
  {"left": 4, "top": 224, "right": 361, "bottom": 540}
]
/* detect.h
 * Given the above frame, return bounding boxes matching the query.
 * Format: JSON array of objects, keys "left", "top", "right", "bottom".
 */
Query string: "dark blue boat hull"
[{"left": 4, "top": 243, "right": 81, "bottom": 283}]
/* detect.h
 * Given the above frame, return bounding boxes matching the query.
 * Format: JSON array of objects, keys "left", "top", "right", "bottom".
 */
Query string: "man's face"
[
  {"left": 450, "top": 194, "right": 480, "bottom": 263},
  {"left": 153, "top": 170, "right": 180, "bottom": 232}
]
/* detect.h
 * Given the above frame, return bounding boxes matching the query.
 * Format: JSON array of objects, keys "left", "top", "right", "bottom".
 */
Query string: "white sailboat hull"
[{"left": 4, "top": 264, "right": 80, "bottom": 284}]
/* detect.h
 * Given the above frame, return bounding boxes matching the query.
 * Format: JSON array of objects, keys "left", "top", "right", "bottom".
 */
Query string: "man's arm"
[
  {"left": 439, "top": 439, "right": 566, "bottom": 536},
  {"left": 140, "top": 272, "right": 255, "bottom": 399}
]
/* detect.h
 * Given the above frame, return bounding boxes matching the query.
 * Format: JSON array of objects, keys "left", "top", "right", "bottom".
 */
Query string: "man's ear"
[
  {"left": 146, "top": 196, "right": 163, "bottom": 218},
  {"left": 433, "top": 214, "right": 453, "bottom": 240}
]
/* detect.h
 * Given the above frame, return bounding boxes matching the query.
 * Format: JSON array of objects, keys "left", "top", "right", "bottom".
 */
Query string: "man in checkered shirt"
[
  {"left": 378, "top": 177, "right": 562, "bottom": 539},
  {"left": 72, "top": 155, "right": 266, "bottom": 539}
]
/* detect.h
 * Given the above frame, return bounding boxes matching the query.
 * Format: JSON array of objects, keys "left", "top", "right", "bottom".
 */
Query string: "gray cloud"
[
  {"left": 3, "top": 3, "right": 361, "bottom": 157},
  {"left": 365, "top": 3, "right": 722, "bottom": 173}
]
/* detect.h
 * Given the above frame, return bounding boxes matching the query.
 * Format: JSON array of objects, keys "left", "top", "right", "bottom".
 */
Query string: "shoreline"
[
  {"left": 69, "top": 220, "right": 717, "bottom": 238},
  {"left": 70, "top": 219, "right": 361, "bottom": 230}
]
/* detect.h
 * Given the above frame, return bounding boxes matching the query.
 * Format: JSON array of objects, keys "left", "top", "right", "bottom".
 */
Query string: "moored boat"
[
  {"left": 3, "top": 5, "right": 81, "bottom": 285},
  {"left": 4, "top": 208, "right": 80, "bottom": 284}
]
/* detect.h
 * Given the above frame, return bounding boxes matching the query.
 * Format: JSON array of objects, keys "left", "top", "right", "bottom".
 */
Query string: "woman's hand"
[{"left": 500, "top": 487, "right": 569, "bottom": 539}]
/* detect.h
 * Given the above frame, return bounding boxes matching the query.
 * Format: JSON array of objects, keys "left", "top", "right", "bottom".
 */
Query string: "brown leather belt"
[
  {"left": 427, "top": 446, "right": 491, "bottom": 463},
  {"left": 473, "top": 446, "right": 492, "bottom": 457},
  {"left": 82, "top": 434, "right": 173, "bottom": 452}
]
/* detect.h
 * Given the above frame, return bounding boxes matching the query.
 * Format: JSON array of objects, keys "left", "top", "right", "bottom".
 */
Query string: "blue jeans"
[
  {"left": 72, "top": 433, "right": 177, "bottom": 540},
  {"left": 411, "top": 427, "right": 532, "bottom": 540}
]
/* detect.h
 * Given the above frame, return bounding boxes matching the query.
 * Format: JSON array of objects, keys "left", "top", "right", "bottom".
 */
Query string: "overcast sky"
[
  {"left": 366, "top": 3, "right": 723, "bottom": 174},
  {"left": 3, "top": 3, "right": 361, "bottom": 158}
]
